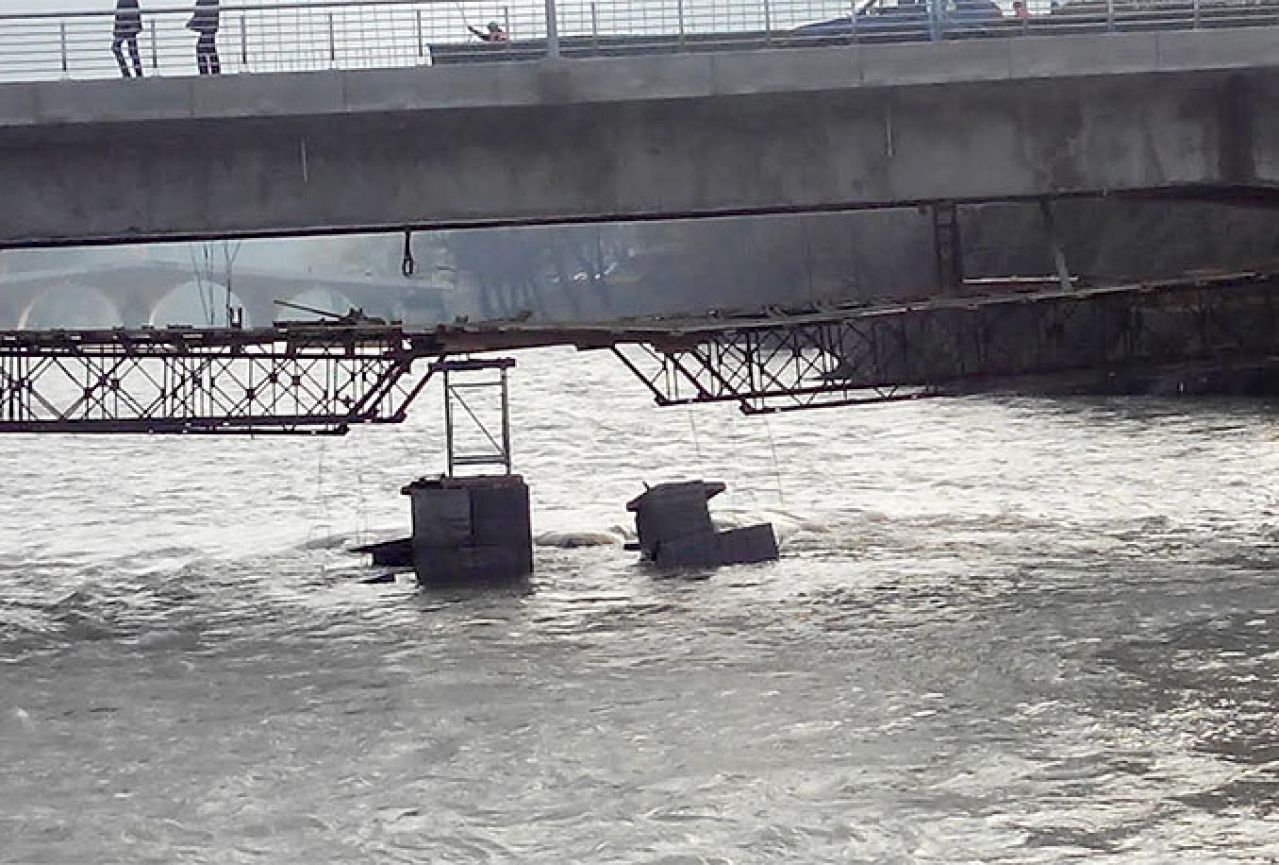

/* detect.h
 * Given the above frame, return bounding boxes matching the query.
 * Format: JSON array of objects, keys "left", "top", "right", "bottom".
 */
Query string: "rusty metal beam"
[{"left": 1, "top": 270, "right": 1277, "bottom": 431}]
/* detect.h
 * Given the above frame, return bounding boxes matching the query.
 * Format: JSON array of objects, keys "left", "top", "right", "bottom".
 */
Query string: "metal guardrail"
[{"left": 1, "top": 0, "right": 1278, "bottom": 83}]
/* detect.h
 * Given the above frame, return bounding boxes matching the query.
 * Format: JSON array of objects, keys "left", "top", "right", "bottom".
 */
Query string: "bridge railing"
[{"left": 2, "top": 0, "right": 1279, "bottom": 83}]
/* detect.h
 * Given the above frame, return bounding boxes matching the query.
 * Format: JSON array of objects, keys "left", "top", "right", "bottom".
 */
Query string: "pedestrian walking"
[
  {"left": 111, "top": 0, "right": 143, "bottom": 79},
  {"left": 186, "top": 0, "right": 221, "bottom": 75}
]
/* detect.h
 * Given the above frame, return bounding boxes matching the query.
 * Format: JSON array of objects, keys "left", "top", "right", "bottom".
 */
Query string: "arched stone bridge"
[{"left": 0, "top": 259, "right": 451, "bottom": 329}]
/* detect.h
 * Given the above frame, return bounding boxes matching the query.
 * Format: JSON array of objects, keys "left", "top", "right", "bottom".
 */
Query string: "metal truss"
[
  {"left": 2, "top": 270, "right": 1276, "bottom": 432},
  {"left": 0, "top": 325, "right": 437, "bottom": 434},
  {"left": 611, "top": 328, "right": 934, "bottom": 415},
  {"left": 609, "top": 271, "right": 1279, "bottom": 414}
]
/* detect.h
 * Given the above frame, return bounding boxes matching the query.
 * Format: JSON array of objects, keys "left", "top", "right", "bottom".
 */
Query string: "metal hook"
[{"left": 401, "top": 230, "right": 416, "bottom": 278}]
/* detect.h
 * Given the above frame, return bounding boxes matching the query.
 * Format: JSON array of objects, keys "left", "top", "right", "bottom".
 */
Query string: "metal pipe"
[
  {"left": 499, "top": 366, "right": 511, "bottom": 474},
  {"left": 328, "top": 12, "right": 336, "bottom": 65},
  {"left": 150, "top": 18, "right": 160, "bottom": 70},
  {"left": 677, "top": 0, "right": 686, "bottom": 47},
  {"left": 415, "top": 8, "right": 423, "bottom": 58},
  {"left": 58, "top": 21, "right": 67, "bottom": 76},
  {"left": 590, "top": 1, "right": 599, "bottom": 53},
  {"left": 1106, "top": 0, "right": 1114, "bottom": 31},
  {"left": 764, "top": 0, "right": 773, "bottom": 46},
  {"left": 239, "top": 13, "right": 248, "bottom": 68},
  {"left": 443, "top": 369, "right": 455, "bottom": 475},
  {"left": 502, "top": 5, "right": 511, "bottom": 43}
]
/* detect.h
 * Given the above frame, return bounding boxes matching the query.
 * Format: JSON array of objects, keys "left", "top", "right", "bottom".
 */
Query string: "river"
[{"left": 1, "top": 346, "right": 1277, "bottom": 863}]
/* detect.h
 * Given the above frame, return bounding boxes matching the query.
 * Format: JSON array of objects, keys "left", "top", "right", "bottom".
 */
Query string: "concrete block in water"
[
  {"left": 414, "top": 545, "right": 528, "bottom": 584},
  {"left": 717, "top": 524, "right": 780, "bottom": 566},
  {"left": 653, "top": 532, "right": 726, "bottom": 568},
  {"left": 350, "top": 537, "right": 413, "bottom": 567},
  {"left": 626, "top": 480, "right": 778, "bottom": 570},
  {"left": 626, "top": 480, "right": 724, "bottom": 561},
  {"left": 401, "top": 474, "right": 533, "bottom": 584},
  {"left": 408, "top": 487, "right": 472, "bottom": 549}
]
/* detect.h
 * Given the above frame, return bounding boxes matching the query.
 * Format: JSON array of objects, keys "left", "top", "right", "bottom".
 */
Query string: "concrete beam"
[{"left": 1, "top": 29, "right": 1278, "bottom": 246}]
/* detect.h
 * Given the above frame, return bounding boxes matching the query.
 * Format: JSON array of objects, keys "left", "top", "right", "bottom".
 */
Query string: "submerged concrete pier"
[
  {"left": 627, "top": 481, "right": 778, "bottom": 568},
  {"left": 402, "top": 475, "right": 534, "bottom": 584}
]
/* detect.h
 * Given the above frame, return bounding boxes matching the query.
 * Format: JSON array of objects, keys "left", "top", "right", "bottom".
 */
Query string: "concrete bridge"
[
  {"left": 2, "top": 26, "right": 1279, "bottom": 248},
  {"left": 0, "top": 259, "right": 450, "bottom": 328}
]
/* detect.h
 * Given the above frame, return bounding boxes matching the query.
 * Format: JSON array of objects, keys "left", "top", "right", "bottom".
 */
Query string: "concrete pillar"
[
  {"left": 401, "top": 474, "right": 533, "bottom": 584},
  {"left": 626, "top": 480, "right": 778, "bottom": 568}
]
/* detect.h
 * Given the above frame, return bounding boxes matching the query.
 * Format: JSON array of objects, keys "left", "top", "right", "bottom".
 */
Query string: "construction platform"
[{"left": 1, "top": 269, "right": 1277, "bottom": 433}]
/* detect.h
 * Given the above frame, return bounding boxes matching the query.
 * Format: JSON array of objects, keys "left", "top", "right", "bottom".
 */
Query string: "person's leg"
[
  {"left": 127, "top": 36, "right": 142, "bottom": 78},
  {"left": 112, "top": 38, "right": 131, "bottom": 78}
]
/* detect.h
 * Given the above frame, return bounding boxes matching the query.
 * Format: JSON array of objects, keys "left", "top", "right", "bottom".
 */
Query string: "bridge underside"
[
  {"left": 4, "top": 32, "right": 1279, "bottom": 246},
  {"left": 1, "top": 270, "right": 1275, "bottom": 433}
]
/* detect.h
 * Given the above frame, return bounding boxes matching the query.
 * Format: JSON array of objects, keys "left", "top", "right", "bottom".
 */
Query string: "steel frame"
[
  {"left": 609, "top": 271, "right": 1279, "bottom": 414},
  {"left": 0, "top": 325, "right": 435, "bottom": 434},
  {"left": 434, "top": 357, "right": 515, "bottom": 475},
  {"left": 0, "top": 270, "right": 1276, "bottom": 431}
]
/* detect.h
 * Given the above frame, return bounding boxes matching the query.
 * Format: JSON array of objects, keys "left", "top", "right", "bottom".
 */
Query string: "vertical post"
[
  {"left": 499, "top": 366, "right": 512, "bottom": 475},
  {"left": 590, "top": 1, "right": 599, "bottom": 52},
  {"left": 149, "top": 18, "right": 159, "bottom": 71},
  {"left": 932, "top": 202, "right": 964, "bottom": 293},
  {"left": 544, "top": 0, "right": 560, "bottom": 56},
  {"left": 59, "top": 21, "right": 68, "bottom": 76},
  {"left": 850, "top": 0, "right": 858, "bottom": 44},
  {"left": 503, "top": 5, "right": 511, "bottom": 44},
  {"left": 328, "top": 12, "right": 336, "bottom": 66},
  {"left": 764, "top": 0, "right": 773, "bottom": 46},
  {"left": 416, "top": 9, "right": 424, "bottom": 59},
  {"left": 678, "top": 0, "right": 686, "bottom": 47},
  {"left": 239, "top": 14, "right": 248, "bottom": 69},
  {"left": 1105, "top": 0, "right": 1114, "bottom": 31},
  {"left": 443, "top": 368, "right": 455, "bottom": 476},
  {"left": 1192, "top": 0, "right": 1200, "bottom": 28}
]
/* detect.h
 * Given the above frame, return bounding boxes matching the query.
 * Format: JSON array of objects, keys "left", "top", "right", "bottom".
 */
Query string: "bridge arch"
[
  {"left": 149, "top": 280, "right": 260, "bottom": 328},
  {"left": 18, "top": 285, "right": 122, "bottom": 330},
  {"left": 0, "top": 297, "right": 18, "bottom": 329}
]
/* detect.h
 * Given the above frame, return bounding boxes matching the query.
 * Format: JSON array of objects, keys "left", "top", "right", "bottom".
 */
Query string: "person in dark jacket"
[
  {"left": 467, "top": 21, "right": 508, "bottom": 42},
  {"left": 186, "top": 0, "right": 221, "bottom": 75},
  {"left": 111, "top": 0, "right": 143, "bottom": 78}
]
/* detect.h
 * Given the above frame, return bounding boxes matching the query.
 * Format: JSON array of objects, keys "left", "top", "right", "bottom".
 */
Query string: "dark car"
[{"left": 789, "top": 0, "right": 1003, "bottom": 45}]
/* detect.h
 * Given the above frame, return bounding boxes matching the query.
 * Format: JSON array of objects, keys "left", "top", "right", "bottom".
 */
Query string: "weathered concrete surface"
[
  {"left": 402, "top": 474, "right": 534, "bottom": 585},
  {"left": 3, "top": 28, "right": 1279, "bottom": 246}
]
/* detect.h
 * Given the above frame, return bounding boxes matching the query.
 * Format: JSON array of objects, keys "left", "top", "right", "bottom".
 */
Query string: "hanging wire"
[
  {"left": 351, "top": 426, "right": 371, "bottom": 547},
  {"left": 188, "top": 244, "right": 212, "bottom": 326},
  {"left": 309, "top": 436, "right": 334, "bottom": 546},
  {"left": 685, "top": 405, "right": 703, "bottom": 468},
  {"left": 763, "top": 413, "right": 786, "bottom": 506},
  {"left": 221, "top": 239, "right": 244, "bottom": 326}
]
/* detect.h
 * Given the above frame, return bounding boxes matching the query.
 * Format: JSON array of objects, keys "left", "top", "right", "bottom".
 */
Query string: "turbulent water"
[{"left": 1, "top": 347, "right": 1277, "bottom": 863}]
